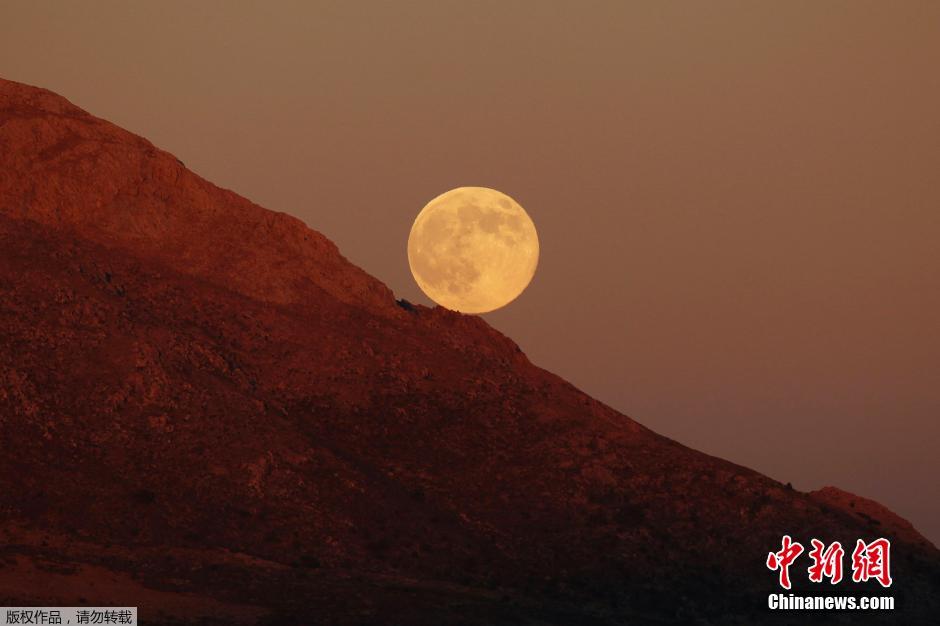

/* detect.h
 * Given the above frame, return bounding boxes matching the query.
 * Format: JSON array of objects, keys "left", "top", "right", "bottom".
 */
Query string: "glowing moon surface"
[{"left": 408, "top": 187, "right": 539, "bottom": 314}]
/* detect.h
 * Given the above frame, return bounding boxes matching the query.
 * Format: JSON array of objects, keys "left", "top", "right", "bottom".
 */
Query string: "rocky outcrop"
[
  {"left": 810, "top": 486, "right": 937, "bottom": 553},
  {"left": 0, "top": 78, "right": 397, "bottom": 314}
]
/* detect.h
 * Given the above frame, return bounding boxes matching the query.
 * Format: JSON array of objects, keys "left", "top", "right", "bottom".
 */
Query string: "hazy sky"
[{"left": 2, "top": 1, "right": 938, "bottom": 543}]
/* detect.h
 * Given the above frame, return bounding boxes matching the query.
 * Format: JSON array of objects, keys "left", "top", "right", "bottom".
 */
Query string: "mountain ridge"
[{"left": 0, "top": 77, "right": 396, "bottom": 315}]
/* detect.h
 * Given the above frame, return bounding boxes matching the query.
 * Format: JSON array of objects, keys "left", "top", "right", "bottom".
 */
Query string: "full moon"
[{"left": 408, "top": 187, "right": 539, "bottom": 314}]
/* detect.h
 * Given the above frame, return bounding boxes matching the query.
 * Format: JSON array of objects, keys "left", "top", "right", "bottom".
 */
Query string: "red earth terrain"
[{"left": 1, "top": 78, "right": 938, "bottom": 624}]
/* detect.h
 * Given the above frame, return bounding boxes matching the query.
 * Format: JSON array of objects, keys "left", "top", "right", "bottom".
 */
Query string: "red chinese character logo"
[
  {"left": 807, "top": 539, "right": 844, "bottom": 584},
  {"left": 851, "top": 538, "right": 892, "bottom": 587},
  {"left": 767, "top": 534, "right": 804, "bottom": 589}
]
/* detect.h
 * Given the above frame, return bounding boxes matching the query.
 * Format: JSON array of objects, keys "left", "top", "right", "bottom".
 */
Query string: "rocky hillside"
[{"left": 1, "top": 78, "right": 937, "bottom": 625}]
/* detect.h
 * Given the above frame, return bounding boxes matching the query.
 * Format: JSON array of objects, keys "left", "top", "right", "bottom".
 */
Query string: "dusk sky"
[{"left": 2, "top": 1, "right": 938, "bottom": 542}]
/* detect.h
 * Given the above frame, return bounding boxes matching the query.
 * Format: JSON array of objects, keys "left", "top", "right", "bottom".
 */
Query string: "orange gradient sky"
[{"left": 2, "top": 1, "right": 938, "bottom": 542}]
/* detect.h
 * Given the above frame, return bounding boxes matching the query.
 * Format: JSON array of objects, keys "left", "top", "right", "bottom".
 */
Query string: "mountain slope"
[
  {"left": 1, "top": 78, "right": 938, "bottom": 625},
  {"left": 0, "top": 78, "right": 394, "bottom": 313}
]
